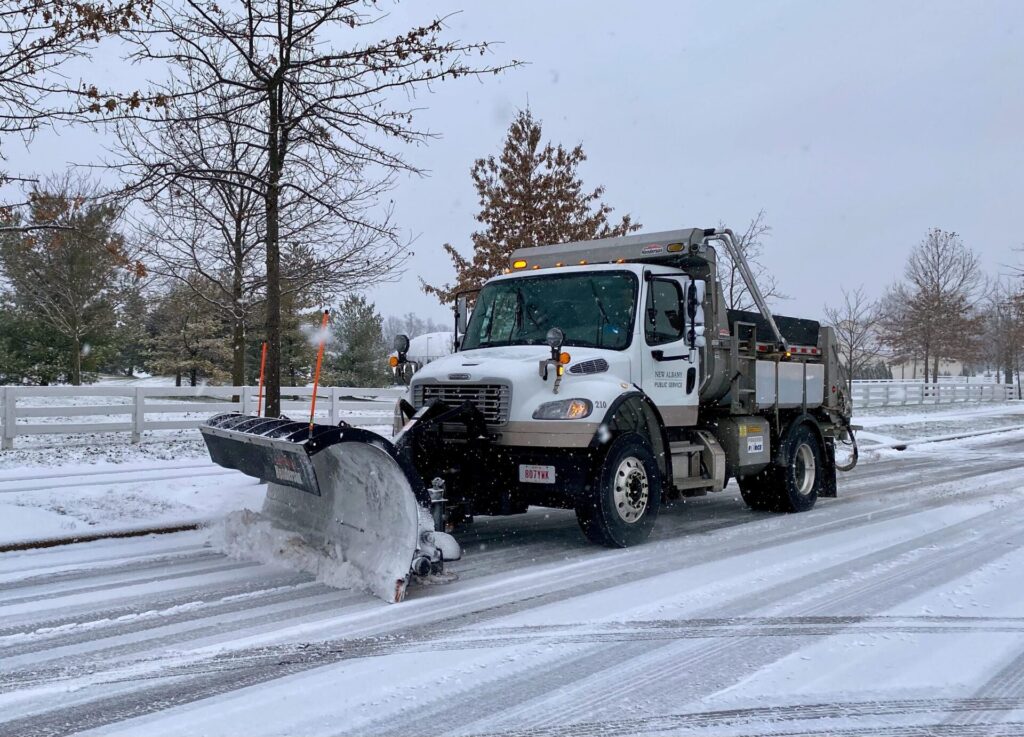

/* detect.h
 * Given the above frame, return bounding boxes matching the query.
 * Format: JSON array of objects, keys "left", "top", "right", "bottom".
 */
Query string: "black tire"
[
  {"left": 737, "top": 466, "right": 776, "bottom": 511},
  {"left": 576, "top": 433, "right": 661, "bottom": 547},
  {"left": 738, "top": 422, "right": 822, "bottom": 513},
  {"left": 776, "top": 422, "right": 822, "bottom": 512}
]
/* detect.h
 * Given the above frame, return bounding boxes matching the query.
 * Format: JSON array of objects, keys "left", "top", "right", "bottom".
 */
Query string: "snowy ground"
[{"left": 1, "top": 403, "right": 1024, "bottom": 735}]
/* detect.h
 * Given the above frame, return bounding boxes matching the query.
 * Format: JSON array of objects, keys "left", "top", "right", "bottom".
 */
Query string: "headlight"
[{"left": 532, "top": 398, "right": 593, "bottom": 420}]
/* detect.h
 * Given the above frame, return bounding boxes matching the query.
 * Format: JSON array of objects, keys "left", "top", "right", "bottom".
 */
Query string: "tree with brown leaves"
[
  {"left": 105, "top": 2, "right": 516, "bottom": 416},
  {"left": 879, "top": 229, "right": 983, "bottom": 382},
  {"left": 423, "top": 109, "right": 639, "bottom": 303},
  {"left": 0, "top": 0, "right": 148, "bottom": 222}
]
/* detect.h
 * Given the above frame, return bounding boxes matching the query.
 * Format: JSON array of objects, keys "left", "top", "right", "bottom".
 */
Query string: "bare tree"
[
  {"left": 880, "top": 229, "right": 983, "bottom": 382},
  {"left": 383, "top": 313, "right": 450, "bottom": 350},
  {"left": 717, "top": 210, "right": 788, "bottom": 311},
  {"left": 0, "top": 0, "right": 147, "bottom": 225},
  {"left": 105, "top": 2, "right": 517, "bottom": 416},
  {"left": 823, "top": 286, "right": 880, "bottom": 392}
]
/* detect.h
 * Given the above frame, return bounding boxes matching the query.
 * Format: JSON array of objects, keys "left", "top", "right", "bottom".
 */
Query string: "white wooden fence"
[
  {"left": 850, "top": 381, "right": 1017, "bottom": 408},
  {"left": 1, "top": 380, "right": 1019, "bottom": 449},
  {"left": 0, "top": 385, "right": 403, "bottom": 449}
]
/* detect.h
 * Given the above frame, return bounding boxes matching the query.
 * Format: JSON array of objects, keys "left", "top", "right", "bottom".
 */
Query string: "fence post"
[
  {"left": 240, "top": 385, "right": 250, "bottom": 415},
  {"left": 330, "top": 386, "right": 339, "bottom": 425},
  {"left": 1, "top": 387, "right": 13, "bottom": 451},
  {"left": 132, "top": 387, "right": 144, "bottom": 443}
]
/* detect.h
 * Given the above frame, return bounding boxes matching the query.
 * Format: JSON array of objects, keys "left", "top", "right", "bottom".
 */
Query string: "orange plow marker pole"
[
  {"left": 309, "top": 310, "right": 330, "bottom": 434},
  {"left": 256, "top": 342, "right": 267, "bottom": 417}
]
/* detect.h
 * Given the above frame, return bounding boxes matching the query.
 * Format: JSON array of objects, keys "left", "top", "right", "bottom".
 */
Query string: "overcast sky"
[
  {"left": 10, "top": 0, "right": 1024, "bottom": 326},
  {"left": 370, "top": 0, "right": 1024, "bottom": 324}
]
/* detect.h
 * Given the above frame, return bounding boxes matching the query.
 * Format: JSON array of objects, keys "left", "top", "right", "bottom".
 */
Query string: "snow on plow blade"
[{"left": 200, "top": 413, "right": 452, "bottom": 603}]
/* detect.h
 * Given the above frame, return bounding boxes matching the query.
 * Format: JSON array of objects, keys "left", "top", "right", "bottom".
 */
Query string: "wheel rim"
[
  {"left": 795, "top": 443, "right": 816, "bottom": 495},
  {"left": 613, "top": 456, "right": 649, "bottom": 523}
]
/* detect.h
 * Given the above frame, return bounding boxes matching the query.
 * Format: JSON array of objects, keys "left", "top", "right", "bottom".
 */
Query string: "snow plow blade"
[{"left": 199, "top": 413, "right": 458, "bottom": 603}]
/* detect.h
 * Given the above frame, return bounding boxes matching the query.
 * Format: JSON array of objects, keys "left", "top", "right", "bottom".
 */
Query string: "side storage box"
[{"left": 715, "top": 416, "right": 771, "bottom": 477}]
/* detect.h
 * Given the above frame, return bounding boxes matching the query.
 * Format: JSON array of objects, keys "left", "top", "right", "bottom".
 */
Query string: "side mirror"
[
  {"left": 455, "top": 296, "right": 469, "bottom": 335},
  {"left": 686, "top": 280, "right": 699, "bottom": 348},
  {"left": 394, "top": 334, "right": 410, "bottom": 355},
  {"left": 687, "top": 280, "right": 699, "bottom": 321}
]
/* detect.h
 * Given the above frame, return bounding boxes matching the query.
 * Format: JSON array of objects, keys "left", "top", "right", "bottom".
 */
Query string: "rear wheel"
[
  {"left": 576, "top": 433, "right": 661, "bottom": 547},
  {"left": 738, "top": 422, "right": 822, "bottom": 513},
  {"left": 776, "top": 423, "right": 822, "bottom": 512}
]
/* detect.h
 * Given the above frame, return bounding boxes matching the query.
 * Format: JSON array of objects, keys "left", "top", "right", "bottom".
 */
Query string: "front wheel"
[{"left": 576, "top": 433, "right": 661, "bottom": 547}]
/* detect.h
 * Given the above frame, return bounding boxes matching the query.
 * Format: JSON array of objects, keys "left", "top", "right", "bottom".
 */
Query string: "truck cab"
[{"left": 394, "top": 227, "right": 854, "bottom": 547}]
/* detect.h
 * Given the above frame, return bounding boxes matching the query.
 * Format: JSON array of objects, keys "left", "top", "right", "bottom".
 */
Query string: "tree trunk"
[
  {"left": 190, "top": 367, "right": 197, "bottom": 387},
  {"left": 922, "top": 346, "right": 930, "bottom": 384},
  {"left": 264, "top": 85, "right": 282, "bottom": 417},
  {"left": 70, "top": 335, "right": 82, "bottom": 386},
  {"left": 933, "top": 354, "right": 940, "bottom": 382},
  {"left": 232, "top": 319, "right": 245, "bottom": 387},
  {"left": 231, "top": 221, "right": 246, "bottom": 388},
  {"left": 175, "top": 371, "right": 182, "bottom": 387}
]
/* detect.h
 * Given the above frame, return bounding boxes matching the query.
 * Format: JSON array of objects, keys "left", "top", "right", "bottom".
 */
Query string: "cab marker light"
[{"left": 512, "top": 259, "right": 527, "bottom": 269}]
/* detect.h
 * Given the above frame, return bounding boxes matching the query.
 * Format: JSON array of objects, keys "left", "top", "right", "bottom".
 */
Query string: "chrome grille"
[{"left": 412, "top": 383, "right": 511, "bottom": 425}]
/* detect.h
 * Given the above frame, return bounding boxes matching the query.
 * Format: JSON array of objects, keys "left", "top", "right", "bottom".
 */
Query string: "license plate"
[{"left": 519, "top": 464, "right": 556, "bottom": 484}]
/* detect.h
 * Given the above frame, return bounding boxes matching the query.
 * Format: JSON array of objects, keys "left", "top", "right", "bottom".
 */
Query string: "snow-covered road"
[{"left": 2, "top": 430, "right": 1024, "bottom": 735}]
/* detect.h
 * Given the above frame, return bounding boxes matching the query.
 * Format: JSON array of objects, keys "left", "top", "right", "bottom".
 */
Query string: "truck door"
[{"left": 639, "top": 274, "right": 700, "bottom": 427}]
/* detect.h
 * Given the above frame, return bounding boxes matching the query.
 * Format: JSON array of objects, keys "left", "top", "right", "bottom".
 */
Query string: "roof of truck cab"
[
  {"left": 508, "top": 228, "right": 707, "bottom": 270},
  {"left": 487, "top": 262, "right": 682, "bottom": 284}
]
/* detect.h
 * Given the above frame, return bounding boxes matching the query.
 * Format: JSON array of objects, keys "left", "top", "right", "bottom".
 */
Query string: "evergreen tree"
[
  {"left": 148, "top": 279, "right": 231, "bottom": 386},
  {"left": 0, "top": 179, "right": 141, "bottom": 384},
  {"left": 326, "top": 295, "right": 389, "bottom": 388},
  {"left": 0, "top": 300, "right": 68, "bottom": 384},
  {"left": 423, "top": 109, "right": 640, "bottom": 303}
]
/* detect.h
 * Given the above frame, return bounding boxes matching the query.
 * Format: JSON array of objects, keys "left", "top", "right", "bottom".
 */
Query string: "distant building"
[{"left": 887, "top": 357, "right": 964, "bottom": 380}]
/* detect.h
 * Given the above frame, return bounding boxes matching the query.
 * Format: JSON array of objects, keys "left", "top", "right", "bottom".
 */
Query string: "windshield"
[{"left": 461, "top": 271, "right": 638, "bottom": 351}]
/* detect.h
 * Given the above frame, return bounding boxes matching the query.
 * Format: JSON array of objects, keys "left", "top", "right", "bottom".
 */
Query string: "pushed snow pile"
[{"left": 213, "top": 509, "right": 369, "bottom": 595}]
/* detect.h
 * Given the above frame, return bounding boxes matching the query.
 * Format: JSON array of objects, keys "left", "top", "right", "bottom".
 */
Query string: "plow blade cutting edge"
[{"left": 199, "top": 413, "right": 459, "bottom": 603}]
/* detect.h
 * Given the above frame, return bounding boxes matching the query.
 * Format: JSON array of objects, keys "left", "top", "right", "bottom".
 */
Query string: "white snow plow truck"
[{"left": 200, "top": 227, "right": 857, "bottom": 603}]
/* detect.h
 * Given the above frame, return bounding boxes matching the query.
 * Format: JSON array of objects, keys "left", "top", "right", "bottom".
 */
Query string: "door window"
[{"left": 645, "top": 279, "right": 684, "bottom": 346}]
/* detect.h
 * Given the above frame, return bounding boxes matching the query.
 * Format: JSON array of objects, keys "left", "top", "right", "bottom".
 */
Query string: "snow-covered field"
[{"left": 1, "top": 402, "right": 1024, "bottom": 735}]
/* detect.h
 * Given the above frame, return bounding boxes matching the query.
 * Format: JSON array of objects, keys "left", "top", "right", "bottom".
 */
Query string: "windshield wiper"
[{"left": 589, "top": 279, "right": 610, "bottom": 348}]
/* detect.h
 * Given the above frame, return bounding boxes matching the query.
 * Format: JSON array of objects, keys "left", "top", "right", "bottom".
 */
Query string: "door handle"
[{"left": 651, "top": 350, "right": 689, "bottom": 362}]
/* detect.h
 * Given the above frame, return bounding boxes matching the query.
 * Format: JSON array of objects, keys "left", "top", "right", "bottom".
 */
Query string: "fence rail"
[
  {"left": 851, "top": 381, "right": 1017, "bottom": 408},
  {"left": 0, "top": 385, "right": 403, "bottom": 449},
  {"left": 2, "top": 380, "right": 1019, "bottom": 449}
]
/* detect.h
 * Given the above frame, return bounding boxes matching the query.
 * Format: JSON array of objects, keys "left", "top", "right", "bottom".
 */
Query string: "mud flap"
[{"left": 201, "top": 413, "right": 456, "bottom": 603}]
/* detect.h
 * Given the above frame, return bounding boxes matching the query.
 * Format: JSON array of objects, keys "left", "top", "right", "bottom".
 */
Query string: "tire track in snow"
[
  {"left": 0, "top": 581, "right": 328, "bottom": 659},
  {"left": 473, "top": 698, "right": 1024, "bottom": 737},
  {"left": 513, "top": 500, "right": 1024, "bottom": 733},
  {"left": 0, "top": 557, "right": 259, "bottom": 607},
  {"left": 370, "top": 502, "right": 1024, "bottom": 737},
  {"left": 0, "top": 548, "right": 223, "bottom": 592},
  {"left": 944, "top": 634, "right": 1024, "bottom": 728},
  {"left": 4, "top": 465, "right": 1015, "bottom": 714},
  {"left": 2, "top": 443, "right": 1024, "bottom": 735}
]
